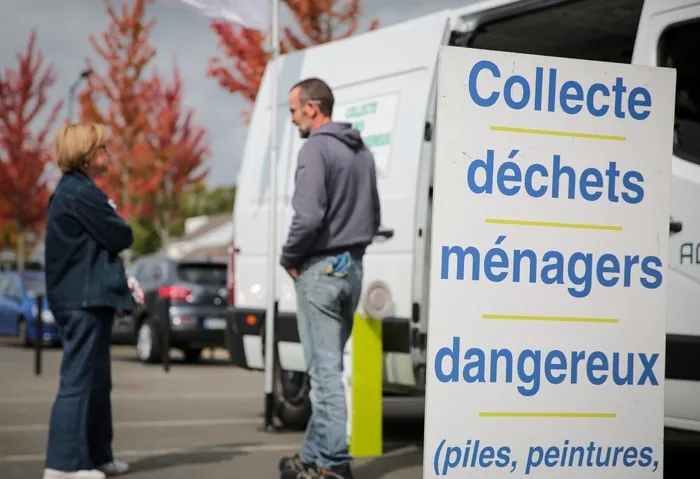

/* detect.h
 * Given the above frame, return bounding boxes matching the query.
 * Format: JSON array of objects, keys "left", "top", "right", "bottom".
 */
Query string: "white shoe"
[
  {"left": 43, "top": 469, "right": 106, "bottom": 479},
  {"left": 96, "top": 460, "right": 129, "bottom": 476}
]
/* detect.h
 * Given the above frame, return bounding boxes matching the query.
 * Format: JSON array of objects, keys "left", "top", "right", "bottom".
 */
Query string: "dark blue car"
[{"left": 0, "top": 271, "right": 62, "bottom": 346}]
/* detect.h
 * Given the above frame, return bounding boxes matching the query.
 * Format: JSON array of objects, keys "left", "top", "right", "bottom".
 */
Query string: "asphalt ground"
[
  {"left": 0, "top": 340, "right": 424, "bottom": 479},
  {"left": 0, "top": 338, "right": 697, "bottom": 478}
]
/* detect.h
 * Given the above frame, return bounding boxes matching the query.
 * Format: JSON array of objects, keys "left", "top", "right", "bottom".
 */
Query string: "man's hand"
[{"left": 285, "top": 267, "right": 299, "bottom": 280}]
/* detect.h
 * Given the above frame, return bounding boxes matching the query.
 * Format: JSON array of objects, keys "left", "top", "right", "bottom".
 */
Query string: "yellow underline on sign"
[
  {"left": 482, "top": 314, "right": 619, "bottom": 324},
  {"left": 485, "top": 218, "right": 622, "bottom": 231},
  {"left": 490, "top": 125, "right": 627, "bottom": 141},
  {"left": 479, "top": 412, "right": 616, "bottom": 419}
]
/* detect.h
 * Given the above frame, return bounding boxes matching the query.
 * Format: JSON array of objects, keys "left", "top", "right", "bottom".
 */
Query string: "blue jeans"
[
  {"left": 45, "top": 307, "right": 115, "bottom": 471},
  {"left": 295, "top": 253, "right": 363, "bottom": 470}
]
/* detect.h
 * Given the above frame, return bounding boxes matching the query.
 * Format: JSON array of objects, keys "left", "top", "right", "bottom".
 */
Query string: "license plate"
[{"left": 203, "top": 318, "right": 226, "bottom": 330}]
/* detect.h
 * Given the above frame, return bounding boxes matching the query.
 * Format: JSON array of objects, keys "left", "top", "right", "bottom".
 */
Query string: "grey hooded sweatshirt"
[{"left": 280, "top": 121, "right": 381, "bottom": 269}]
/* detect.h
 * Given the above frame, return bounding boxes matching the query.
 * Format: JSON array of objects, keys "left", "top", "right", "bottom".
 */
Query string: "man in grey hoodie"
[{"left": 278, "top": 78, "right": 381, "bottom": 479}]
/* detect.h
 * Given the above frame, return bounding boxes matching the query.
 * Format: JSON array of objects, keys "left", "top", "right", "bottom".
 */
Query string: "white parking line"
[
  {"left": 0, "top": 417, "right": 261, "bottom": 434},
  {"left": 0, "top": 392, "right": 260, "bottom": 405},
  {"left": 0, "top": 444, "right": 301, "bottom": 464}
]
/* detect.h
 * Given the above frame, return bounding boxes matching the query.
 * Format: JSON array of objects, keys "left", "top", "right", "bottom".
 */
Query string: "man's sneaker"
[
  {"left": 43, "top": 469, "right": 106, "bottom": 479},
  {"left": 96, "top": 460, "right": 129, "bottom": 477},
  {"left": 299, "top": 465, "right": 353, "bottom": 479},
  {"left": 282, "top": 468, "right": 319, "bottom": 479},
  {"left": 279, "top": 453, "right": 315, "bottom": 473}
]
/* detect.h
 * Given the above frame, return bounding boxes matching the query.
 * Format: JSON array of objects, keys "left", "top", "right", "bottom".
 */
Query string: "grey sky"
[{"left": 0, "top": 0, "right": 471, "bottom": 187}]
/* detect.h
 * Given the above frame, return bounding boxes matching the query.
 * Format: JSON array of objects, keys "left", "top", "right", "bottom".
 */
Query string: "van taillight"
[{"left": 158, "top": 285, "right": 192, "bottom": 302}]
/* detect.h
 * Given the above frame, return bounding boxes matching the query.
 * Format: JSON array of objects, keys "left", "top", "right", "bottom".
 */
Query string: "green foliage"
[
  {"left": 129, "top": 182, "right": 236, "bottom": 257},
  {"left": 170, "top": 182, "right": 236, "bottom": 237},
  {"left": 130, "top": 220, "right": 161, "bottom": 258}
]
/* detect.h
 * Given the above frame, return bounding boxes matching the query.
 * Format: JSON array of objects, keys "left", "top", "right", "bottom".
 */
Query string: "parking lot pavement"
[
  {"left": 0, "top": 339, "right": 696, "bottom": 478},
  {"left": 0, "top": 340, "right": 424, "bottom": 479}
]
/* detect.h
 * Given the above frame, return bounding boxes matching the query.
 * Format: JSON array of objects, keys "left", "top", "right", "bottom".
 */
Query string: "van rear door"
[{"left": 632, "top": 0, "right": 700, "bottom": 432}]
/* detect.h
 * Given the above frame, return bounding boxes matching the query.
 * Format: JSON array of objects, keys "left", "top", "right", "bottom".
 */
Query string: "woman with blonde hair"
[{"left": 43, "top": 121, "right": 133, "bottom": 479}]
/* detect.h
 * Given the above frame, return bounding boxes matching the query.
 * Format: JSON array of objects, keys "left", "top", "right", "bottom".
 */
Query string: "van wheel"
[
  {"left": 183, "top": 348, "right": 202, "bottom": 363},
  {"left": 136, "top": 319, "right": 161, "bottom": 363},
  {"left": 273, "top": 357, "right": 312, "bottom": 430}
]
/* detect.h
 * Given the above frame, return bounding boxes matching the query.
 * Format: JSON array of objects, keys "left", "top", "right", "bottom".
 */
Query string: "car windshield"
[
  {"left": 24, "top": 276, "right": 46, "bottom": 298},
  {"left": 176, "top": 264, "right": 227, "bottom": 285}
]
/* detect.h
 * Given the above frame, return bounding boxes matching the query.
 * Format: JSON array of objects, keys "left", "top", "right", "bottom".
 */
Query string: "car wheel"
[
  {"left": 136, "top": 319, "right": 161, "bottom": 363},
  {"left": 17, "top": 317, "right": 30, "bottom": 348}
]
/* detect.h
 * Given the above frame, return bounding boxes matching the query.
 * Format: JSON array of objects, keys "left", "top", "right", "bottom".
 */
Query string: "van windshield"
[
  {"left": 465, "top": 0, "right": 643, "bottom": 65},
  {"left": 659, "top": 18, "right": 700, "bottom": 164}
]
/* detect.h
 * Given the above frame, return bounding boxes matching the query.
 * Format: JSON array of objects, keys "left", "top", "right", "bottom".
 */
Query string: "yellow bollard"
[{"left": 349, "top": 313, "right": 383, "bottom": 457}]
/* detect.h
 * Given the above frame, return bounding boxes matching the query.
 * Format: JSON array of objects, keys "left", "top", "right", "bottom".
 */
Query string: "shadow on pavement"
[
  {"left": 349, "top": 397, "right": 426, "bottom": 477},
  {"left": 354, "top": 447, "right": 423, "bottom": 478},
  {"left": 383, "top": 397, "right": 425, "bottom": 443},
  {"left": 112, "top": 354, "right": 234, "bottom": 368},
  {"left": 127, "top": 442, "right": 260, "bottom": 473}
]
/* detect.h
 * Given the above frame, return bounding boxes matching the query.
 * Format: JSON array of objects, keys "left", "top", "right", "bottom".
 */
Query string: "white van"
[{"left": 225, "top": 0, "right": 700, "bottom": 431}]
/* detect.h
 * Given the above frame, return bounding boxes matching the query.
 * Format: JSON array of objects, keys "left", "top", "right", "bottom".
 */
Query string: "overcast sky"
[{"left": 0, "top": 0, "right": 472, "bottom": 188}]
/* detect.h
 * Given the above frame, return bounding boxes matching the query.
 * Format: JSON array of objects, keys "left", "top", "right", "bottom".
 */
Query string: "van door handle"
[
  {"left": 375, "top": 228, "right": 394, "bottom": 239},
  {"left": 670, "top": 218, "right": 682, "bottom": 234}
]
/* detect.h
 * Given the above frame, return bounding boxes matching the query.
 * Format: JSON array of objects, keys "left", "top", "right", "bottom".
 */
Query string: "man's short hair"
[{"left": 291, "top": 77, "right": 334, "bottom": 117}]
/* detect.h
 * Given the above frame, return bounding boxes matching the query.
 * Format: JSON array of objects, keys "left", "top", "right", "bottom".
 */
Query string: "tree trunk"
[
  {"left": 160, "top": 175, "right": 172, "bottom": 250},
  {"left": 121, "top": 129, "right": 133, "bottom": 269},
  {"left": 16, "top": 230, "right": 25, "bottom": 272},
  {"left": 160, "top": 225, "right": 169, "bottom": 250},
  {"left": 120, "top": 168, "right": 132, "bottom": 269}
]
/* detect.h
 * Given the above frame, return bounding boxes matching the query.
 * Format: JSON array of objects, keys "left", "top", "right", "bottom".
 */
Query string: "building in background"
[{"left": 166, "top": 213, "right": 232, "bottom": 260}]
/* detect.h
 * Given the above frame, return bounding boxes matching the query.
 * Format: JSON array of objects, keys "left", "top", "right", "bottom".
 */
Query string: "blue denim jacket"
[{"left": 44, "top": 170, "right": 135, "bottom": 313}]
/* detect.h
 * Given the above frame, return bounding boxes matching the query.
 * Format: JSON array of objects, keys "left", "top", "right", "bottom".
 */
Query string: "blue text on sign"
[
  {"left": 466, "top": 149, "right": 644, "bottom": 204},
  {"left": 440, "top": 238, "right": 663, "bottom": 299},
  {"left": 468, "top": 60, "right": 652, "bottom": 120},
  {"left": 434, "top": 337, "right": 660, "bottom": 397}
]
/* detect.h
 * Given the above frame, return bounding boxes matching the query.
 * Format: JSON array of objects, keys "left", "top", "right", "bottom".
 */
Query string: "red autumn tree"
[
  {"left": 208, "top": 0, "right": 379, "bottom": 122},
  {"left": 78, "top": 0, "right": 157, "bottom": 220},
  {"left": 137, "top": 63, "right": 210, "bottom": 246},
  {"left": 0, "top": 29, "right": 63, "bottom": 271},
  {"left": 80, "top": 0, "right": 211, "bottom": 256}
]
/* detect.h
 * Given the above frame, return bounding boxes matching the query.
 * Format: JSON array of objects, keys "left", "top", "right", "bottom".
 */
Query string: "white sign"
[
  {"left": 334, "top": 93, "right": 400, "bottom": 177},
  {"left": 423, "top": 46, "right": 676, "bottom": 478}
]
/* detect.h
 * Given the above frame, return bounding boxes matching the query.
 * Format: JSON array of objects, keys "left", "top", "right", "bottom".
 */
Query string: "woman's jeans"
[{"left": 45, "top": 307, "right": 115, "bottom": 471}]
